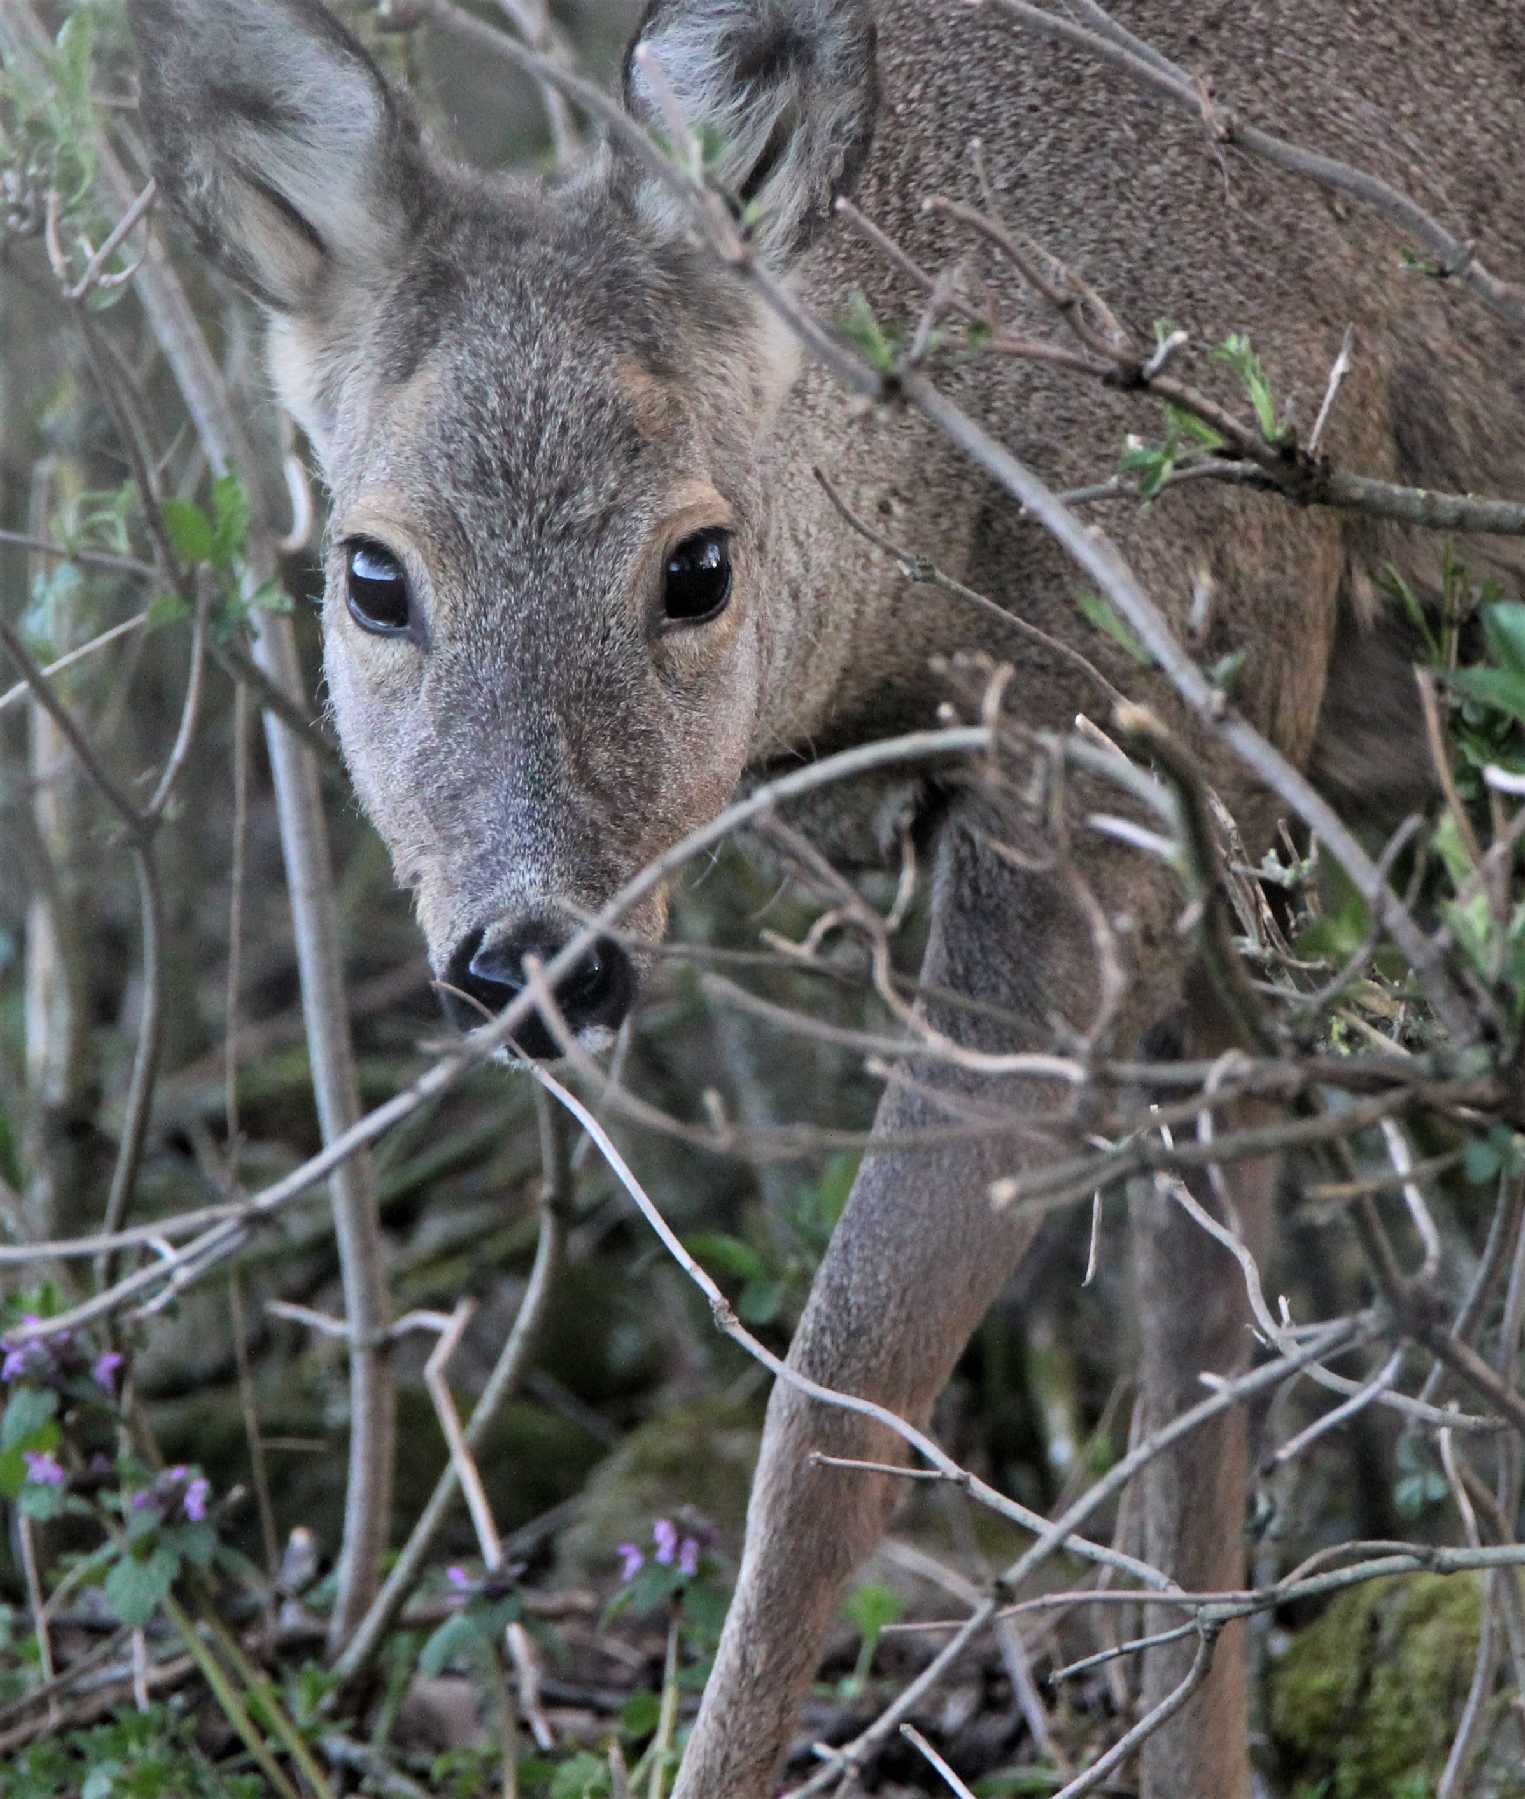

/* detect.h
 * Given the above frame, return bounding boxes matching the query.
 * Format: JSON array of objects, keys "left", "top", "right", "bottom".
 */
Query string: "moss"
[
  {"left": 153, "top": 1379, "right": 603, "bottom": 1565},
  {"left": 1269, "top": 1573, "right": 1519, "bottom": 1798}
]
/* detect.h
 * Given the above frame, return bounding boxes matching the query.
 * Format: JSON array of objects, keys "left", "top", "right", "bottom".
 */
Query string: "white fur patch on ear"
[
  {"left": 266, "top": 316, "right": 335, "bottom": 461},
  {"left": 625, "top": 0, "right": 876, "bottom": 266}
]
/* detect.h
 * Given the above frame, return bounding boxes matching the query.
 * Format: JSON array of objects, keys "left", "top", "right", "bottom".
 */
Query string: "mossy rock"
[
  {"left": 153, "top": 1380, "right": 602, "bottom": 1565},
  {"left": 1268, "top": 1573, "right": 1513, "bottom": 1798},
  {"left": 390, "top": 1388, "right": 605, "bottom": 1538},
  {"left": 554, "top": 1394, "right": 762, "bottom": 1582},
  {"left": 527, "top": 1261, "right": 664, "bottom": 1406}
]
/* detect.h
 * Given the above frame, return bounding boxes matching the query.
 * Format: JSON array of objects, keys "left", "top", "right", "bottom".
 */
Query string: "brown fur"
[{"left": 128, "top": 0, "right": 1525, "bottom": 1791}]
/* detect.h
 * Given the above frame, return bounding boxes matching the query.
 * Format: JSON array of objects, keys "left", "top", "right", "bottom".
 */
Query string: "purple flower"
[
  {"left": 93, "top": 1351, "right": 123, "bottom": 1395},
  {"left": 1, "top": 1325, "right": 46, "bottom": 1382},
  {"left": 678, "top": 1536, "right": 700, "bottom": 1578},
  {"left": 129, "top": 1465, "right": 212, "bottom": 1522},
  {"left": 616, "top": 1541, "right": 645, "bottom": 1582},
  {"left": 22, "top": 1450, "right": 66, "bottom": 1487},
  {"left": 652, "top": 1517, "right": 679, "bottom": 1566},
  {"left": 446, "top": 1565, "right": 473, "bottom": 1593}
]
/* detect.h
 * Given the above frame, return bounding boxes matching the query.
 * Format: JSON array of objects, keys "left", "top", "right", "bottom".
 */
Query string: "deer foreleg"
[{"left": 674, "top": 830, "right": 1147, "bottom": 1799}]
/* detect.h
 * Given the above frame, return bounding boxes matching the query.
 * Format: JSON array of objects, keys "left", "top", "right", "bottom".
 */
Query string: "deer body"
[{"left": 130, "top": 1, "right": 1525, "bottom": 1792}]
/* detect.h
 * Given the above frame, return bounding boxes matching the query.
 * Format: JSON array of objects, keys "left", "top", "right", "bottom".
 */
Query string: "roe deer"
[{"left": 130, "top": 0, "right": 1525, "bottom": 1791}]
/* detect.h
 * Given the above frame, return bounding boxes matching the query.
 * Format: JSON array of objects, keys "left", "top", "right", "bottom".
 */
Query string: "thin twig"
[{"left": 899, "top": 1724, "right": 976, "bottom": 1798}]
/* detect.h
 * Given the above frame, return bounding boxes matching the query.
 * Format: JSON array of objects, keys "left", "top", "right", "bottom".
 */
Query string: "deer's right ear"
[
  {"left": 128, "top": 0, "right": 423, "bottom": 313},
  {"left": 622, "top": 0, "right": 877, "bottom": 268}
]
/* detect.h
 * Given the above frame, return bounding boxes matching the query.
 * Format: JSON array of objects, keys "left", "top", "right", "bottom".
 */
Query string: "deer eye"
[
  {"left": 345, "top": 540, "right": 411, "bottom": 635},
  {"left": 662, "top": 529, "right": 732, "bottom": 624}
]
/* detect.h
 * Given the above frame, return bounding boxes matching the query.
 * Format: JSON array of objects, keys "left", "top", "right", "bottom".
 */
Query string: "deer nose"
[{"left": 441, "top": 916, "right": 633, "bottom": 1057}]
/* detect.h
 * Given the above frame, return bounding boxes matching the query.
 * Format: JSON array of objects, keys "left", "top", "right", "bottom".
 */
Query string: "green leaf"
[
  {"left": 1448, "top": 665, "right": 1525, "bottom": 727},
  {"left": 247, "top": 577, "right": 293, "bottom": 615},
  {"left": 838, "top": 290, "right": 900, "bottom": 374},
  {"left": 1212, "top": 332, "right": 1284, "bottom": 443},
  {"left": 1376, "top": 562, "right": 1438, "bottom": 659},
  {"left": 684, "top": 1232, "right": 767, "bottom": 1283},
  {"left": 0, "top": 1420, "right": 60, "bottom": 1501},
  {"left": 604, "top": 1560, "right": 684, "bottom": 1625},
  {"left": 146, "top": 591, "right": 192, "bottom": 632},
  {"left": 972, "top": 1768, "right": 1066, "bottom": 1795},
  {"left": 1164, "top": 403, "right": 1226, "bottom": 450},
  {"left": 417, "top": 1612, "right": 481, "bottom": 1678},
  {"left": 1464, "top": 1127, "right": 1522, "bottom": 1185},
  {"left": 680, "top": 1577, "right": 730, "bottom": 1642},
  {"left": 1075, "top": 590, "right": 1151, "bottom": 666},
  {"left": 2, "top": 1385, "right": 58, "bottom": 1452},
  {"left": 619, "top": 1689, "right": 662, "bottom": 1738},
  {"left": 843, "top": 1581, "right": 904, "bottom": 1649},
  {"left": 164, "top": 1520, "right": 218, "bottom": 1567},
  {"left": 1463, "top": 1136, "right": 1501, "bottom": 1185},
  {"left": 105, "top": 1545, "right": 179, "bottom": 1627},
  {"left": 0, "top": 1100, "right": 19, "bottom": 1190},
  {"left": 738, "top": 1278, "right": 784, "bottom": 1326},
  {"left": 160, "top": 498, "right": 214, "bottom": 567},
  {"left": 210, "top": 474, "right": 251, "bottom": 570},
  {"left": 1120, "top": 438, "right": 1174, "bottom": 500},
  {"left": 481, "top": 1593, "right": 523, "bottom": 1638},
  {"left": 812, "top": 1153, "right": 860, "bottom": 1231},
  {"left": 19, "top": 1480, "right": 67, "bottom": 1522},
  {"left": 549, "top": 1752, "right": 611, "bottom": 1799},
  {"left": 1481, "top": 601, "right": 1525, "bottom": 677},
  {"left": 1208, "top": 649, "right": 1246, "bottom": 692}
]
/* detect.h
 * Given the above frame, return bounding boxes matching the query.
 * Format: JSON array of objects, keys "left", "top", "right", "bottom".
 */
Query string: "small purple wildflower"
[
  {"left": 446, "top": 1565, "right": 473, "bottom": 1593},
  {"left": 616, "top": 1541, "right": 645, "bottom": 1583},
  {"left": 22, "top": 1450, "right": 66, "bottom": 1487},
  {"left": 1, "top": 1319, "right": 48, "bottom": 1382},
  {"left": 93, "top": 1351, "right": 123, "bottom": 1396},
  {"left": 130, "top": 1465, "right": 212, "bottom": 1522},
  {"left": 0, "top": 1322, "right": 114, "bottom": 1393},
  {"left": 652, "top": 1517, "right": 679, "bottom": 1566},
  {"left": 678, "top": 1536, "right": 700, "bottom": 1579}
]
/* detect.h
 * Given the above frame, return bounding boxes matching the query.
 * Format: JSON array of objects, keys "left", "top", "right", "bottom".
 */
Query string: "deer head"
[{"left": 130, "top": 0, "right": 877, "bottom": 1054}]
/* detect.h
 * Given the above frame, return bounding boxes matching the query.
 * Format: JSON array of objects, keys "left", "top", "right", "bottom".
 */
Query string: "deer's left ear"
[
  {"left": 128, "top": 0, "right": 428, "bottom": 314},
  {"left": 622, "top": 0, "right": 877, "bottom": 268}
]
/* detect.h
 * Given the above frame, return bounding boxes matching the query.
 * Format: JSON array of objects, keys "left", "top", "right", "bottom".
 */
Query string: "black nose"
[{"left": 442, "top": 916, "right": 633, "bottom": 1057}]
